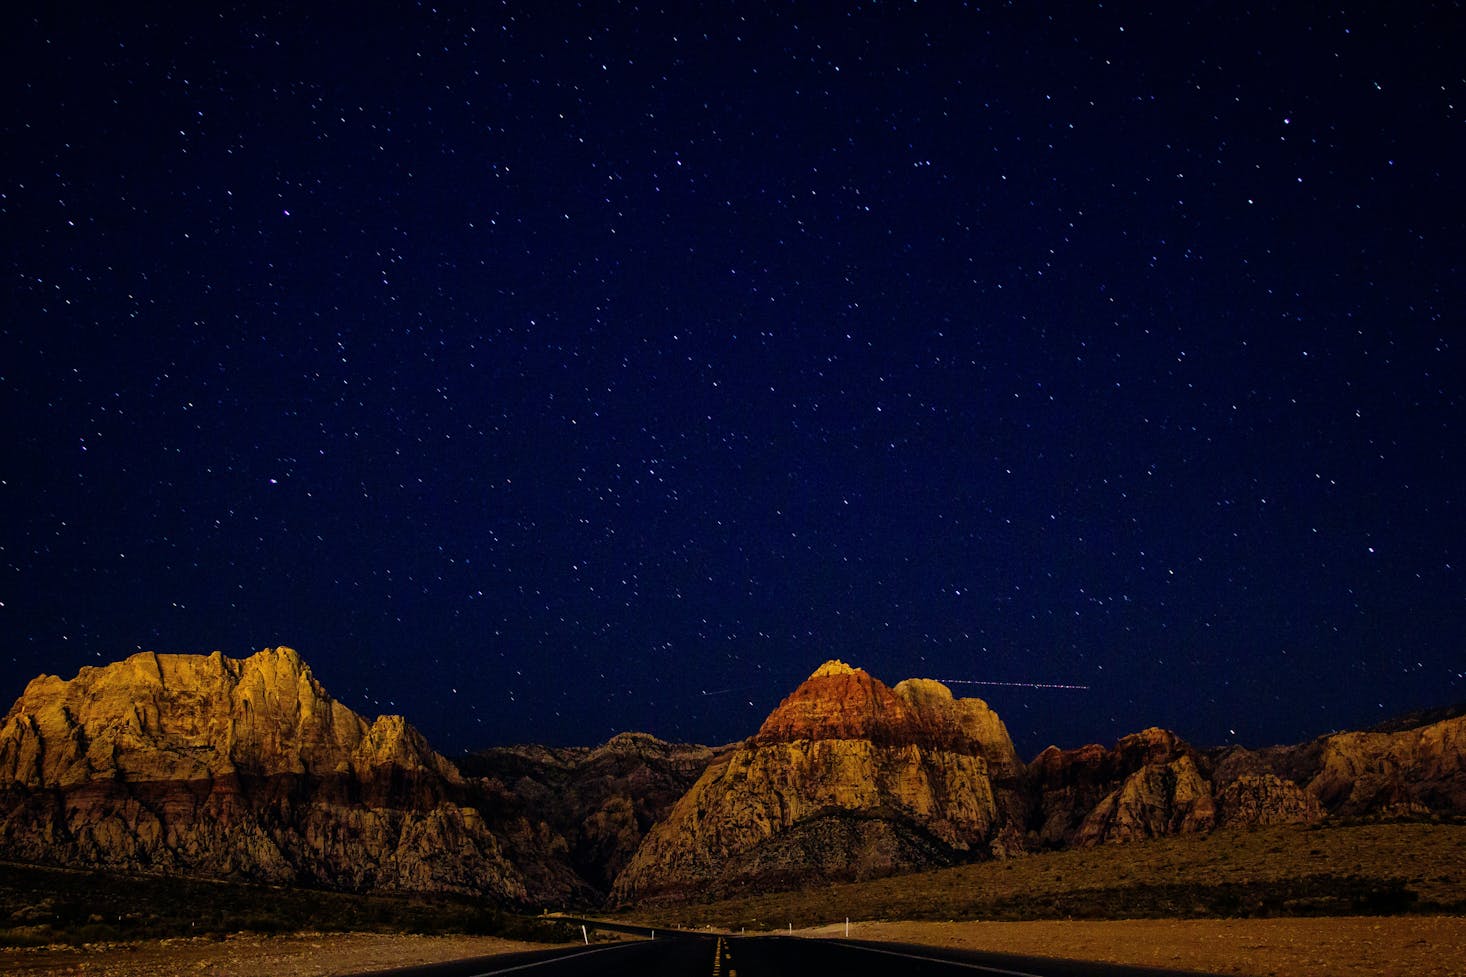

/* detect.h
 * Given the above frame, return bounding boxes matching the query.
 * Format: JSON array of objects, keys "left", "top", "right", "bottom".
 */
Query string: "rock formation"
[
  {"left": 1214, "top": 773, "right": 1323, "bottom": 826},
  {"left": 0, "top": 647, "right": 579, "bottom": 901},
  {"left": 610, "top": 661, "right": 1025, "bottom": 903},
  {"left": 459, "top": 732, "right": 716, "bottom": 897},
  {"left": 1, "top": 648, "right": 1462, "bottom": 908},
  {"left": 1211, "top": 712, "right": 1466, "bottom": 820},
  {"left": 1028, "top": 713, "right": 1466, "bottom": 849},
  {"left": 613, "top": 668, "right": 1465, "bottom": 902},
  {"left": 1029, "top": 728, "right": 1220, "bottom": 847}
]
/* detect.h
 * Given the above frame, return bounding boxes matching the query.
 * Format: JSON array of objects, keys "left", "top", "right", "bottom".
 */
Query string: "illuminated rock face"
[
  {"left": 613, "top": 663, "right": 1466, "bottom": 903},
  {"left": 1215, "top": 773, "right": 1323, "bottom": 826},
  {"left": 1029, "top": 714, "right": 1466, "bottom": 847},
  {"left": 753, "top": 661, "right": 1024, "bottom": 774},
  {"left": 0, "top": 648, "right": 574, "bottom": 900},
  {"left": 610, "top": 661, "right": 1027, "bottom": 903},
  {"left": 2, "top": 649, "right": 1462, "bottom": 906},
  {"left": 1209, "top": 711, "right": 1466, "bottom": 820},
  {"left": 1306, "top": 718, "right": 1466, "bottom": 815}
]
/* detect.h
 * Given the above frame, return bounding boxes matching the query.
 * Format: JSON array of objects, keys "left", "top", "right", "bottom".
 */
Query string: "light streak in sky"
[{"left": 940, "top": 679, "right": 1090, "bottom": 690}]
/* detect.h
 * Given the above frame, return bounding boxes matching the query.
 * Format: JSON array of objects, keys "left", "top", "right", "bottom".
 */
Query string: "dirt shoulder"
[
  {"left": 6, "top": 916, "right": 1463, "bottom": 976},
  {"left": 802, "top": 916, "right": 1465, "bottom": 977},
  {"left": 0, "top": 931, "right": 557, "bottom": 977}
]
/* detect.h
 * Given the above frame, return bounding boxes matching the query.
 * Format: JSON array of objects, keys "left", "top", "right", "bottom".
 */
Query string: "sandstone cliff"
[
  {"left": 0, "top": 648, "right": 579, "bottom": 901},
  {"left": 1029, "top": 728, "right": 1221, "bottom": 847},
  {"left": 613, "top": 665, "right": 1465, "bottom": 902},
  {"left": 3, "top": 648, "right": 1461, "bottom": 908},
  {"left": 1028, "top": 712, "right": 1466, "bottom": 849},
  {"left": 610, "top": 661, "right": 1025, "bottom": 903},
  {"left": 1209, "top": 711, "right": 1466, "bottom": 820}
]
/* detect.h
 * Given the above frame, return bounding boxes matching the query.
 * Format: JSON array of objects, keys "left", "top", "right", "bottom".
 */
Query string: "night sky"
[{"left": 4, "top": 4, "right": 1463, "bottom": 758}]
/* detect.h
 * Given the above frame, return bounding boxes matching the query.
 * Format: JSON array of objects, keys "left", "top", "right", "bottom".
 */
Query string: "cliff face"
[
  {"left": 460, "top": 732, "right": 716, "bottom": 897},
  {"left": 0, "top": 648, "right": 577, "bottom": 901},
  {"left": 1212, "top": 713, "right": 1466, "bottom": 820},
  {"left": 610, "top": 661, "right": 1025, "bottom": 904},
  {"left": 614, "top": 667, "right": 1466, "bottom": 903},
  {"left": 0, "top": 648, "right": 457, "bottom": 787},
  {"left": 2, "top": 648, "right": 1462, "bottom": 907},
  {"left": 1028, "top": 714, "right": 1466, "bottom": 849},
  {"left": 1029, "top": 728, "right": 1221, "bottom": 847}
]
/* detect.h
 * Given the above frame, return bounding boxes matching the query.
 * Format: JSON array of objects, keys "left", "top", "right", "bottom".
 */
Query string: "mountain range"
[{"left": 0, "top": 648, "right": 1461, "bottom": 907}]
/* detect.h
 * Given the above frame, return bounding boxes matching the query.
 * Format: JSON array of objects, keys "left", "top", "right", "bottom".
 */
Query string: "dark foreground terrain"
[
  {"left": 4, "top": 821, "right": 1463, "bottom": 949},
  {"left": 7, "top": 916, "right": 1466, "bottom": 977},
  {"left": 0, "top": 861, "right": 576, "bottom": 948},
  {"left": 2, "top": 821, "right": 1464, "bottom": 976},
  {"left": 349, "top": 933, "right": 1225, "bottom": 977},
  {"left": 621, "top": 821, "right": 1466, "bottom": 930}
]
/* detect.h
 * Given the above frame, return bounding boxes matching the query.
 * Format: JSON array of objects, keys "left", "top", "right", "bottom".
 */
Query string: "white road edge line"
[
  {"left": 824, "top": 939, "right": 1049, "bottom": 977},
  {"left": 468, "top": 940, "right": 647, "bottom": 976}
]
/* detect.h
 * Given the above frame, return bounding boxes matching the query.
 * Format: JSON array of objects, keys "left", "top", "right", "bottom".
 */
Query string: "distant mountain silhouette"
[{"left": 1365, "top": 701, "right": 1466, "bottom": 734}]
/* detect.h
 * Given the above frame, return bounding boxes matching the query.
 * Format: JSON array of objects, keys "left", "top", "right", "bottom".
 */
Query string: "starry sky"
[{"left": 4, "top": 3, "right": 1463, "bottom": 758}]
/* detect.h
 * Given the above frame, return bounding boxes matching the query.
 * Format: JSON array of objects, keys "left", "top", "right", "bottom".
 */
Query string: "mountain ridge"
[
  {"left": 612, "top": 661, "right": 1466, "bottom": 901},
  {"left": 1, "top": 649, "right": 1462, "bottom": 908},
  {"left": 0, "top": 647, "right": 580, "bottom": 902}
]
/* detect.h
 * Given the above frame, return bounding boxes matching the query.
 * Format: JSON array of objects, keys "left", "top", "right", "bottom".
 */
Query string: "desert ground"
[
  {"left": 3, "top": 916, "right": 1465, "bottom": 976},
  {"left": 804, "top": 916, "right": 1466, "bottom": 977},
  {"left": 0, "top": 931, "right": 555, "bottom": 977}
]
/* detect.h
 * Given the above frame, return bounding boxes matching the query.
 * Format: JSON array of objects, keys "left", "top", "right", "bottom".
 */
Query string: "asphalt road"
[{"left": 352, "top": 933, "right": 1226, "bottom": 977}]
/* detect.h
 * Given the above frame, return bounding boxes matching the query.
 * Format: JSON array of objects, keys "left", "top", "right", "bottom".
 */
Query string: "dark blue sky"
[{"left": 4, "top": 3, "right": 1462, "bottom": 758}]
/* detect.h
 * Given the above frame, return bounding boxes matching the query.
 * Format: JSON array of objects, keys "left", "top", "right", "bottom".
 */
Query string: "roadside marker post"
[
  {"left": 846, "top": 917, "right": 850, "bottom": 937},
  {"left": 581, "top": 924, "right": 589, "bottom": 945}
]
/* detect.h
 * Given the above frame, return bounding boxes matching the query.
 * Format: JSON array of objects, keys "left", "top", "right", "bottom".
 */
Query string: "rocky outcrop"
[
  {"left": 2, "top": 648, "right": 1462, "bottom": 909},
  {"left": 1306, "top": 718, "right": 1466, "bottom": 815},
  {"left": 1211, "top": 712, "right": 1466, "bottom": 820},
  {"left": 1031, "top": 712, "right": 1466, "bottom": 849},
  {"left": 0, "top": 648, "right": 578, "bottom": 901},
  {"left": 1073, "top": 752, "right": 1216, "bottom": 845},
  {"left": 460, "top": 732, "right": 716, "bottom": 897},
  {"left": 610, "top": 661, "right": 1025, "bottom": 903},
  {"left": 1215, "top": 773, "right": 1323, "bottom": 826},
  {"left": 1030, "top": 728, "right": 1219, "bottom": 847},
  {"left": 612, "top": 669, "right": 1466, "bottom": 904}
]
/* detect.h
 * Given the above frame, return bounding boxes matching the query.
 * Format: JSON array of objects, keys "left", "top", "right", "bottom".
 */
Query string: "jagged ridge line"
[{"left": 939, "top": 679, "right": 1090, "bottom": 690}]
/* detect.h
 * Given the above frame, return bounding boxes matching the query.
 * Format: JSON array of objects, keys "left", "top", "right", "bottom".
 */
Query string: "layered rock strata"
[
  {"left": 1027, "top": 714, "right": 1466, "bottom": 849},
  {"left": 1029, "top": 728, "right": 1221, "bottom": 847},
  {"left": 610, "top": 661, "right": 1025, "bottom": 903},
  {"left": 615, "top": 664, "right": 1466, "bottom": 901},
  {"left": 1210, "top": 713, "right": 1466, "bottom": 819},
  {"left": 2, "top": 648, "right": 1462, "bottom": 907},
  {"left": 0, "top": 647, "right": 576, "bottom": 900}
]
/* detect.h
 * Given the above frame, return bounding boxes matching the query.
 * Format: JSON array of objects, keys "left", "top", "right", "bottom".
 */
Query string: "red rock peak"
[{"left": 754, "top": 660, "right": 908, "bottom": 745}]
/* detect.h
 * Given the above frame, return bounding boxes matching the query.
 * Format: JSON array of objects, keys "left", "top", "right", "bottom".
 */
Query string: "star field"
[{"left": 3, "top": 3, "right": 1463, "bottom": 756}]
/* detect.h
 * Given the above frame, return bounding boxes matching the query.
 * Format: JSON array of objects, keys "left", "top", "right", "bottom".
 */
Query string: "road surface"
[{"left": 353, "top": 933, "right": 1225, "bottom": 976}]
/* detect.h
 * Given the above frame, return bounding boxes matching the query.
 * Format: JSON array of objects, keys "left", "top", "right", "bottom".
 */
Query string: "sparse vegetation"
[
  {"left": 6, "top": 822, "right": 1464, "bottom": 950},
  {"left": 619, "top": 822, "right": 1466, "bottom": 930},
  {"left": 0, "top": 862, "right": 579, "bottom": 947}
]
